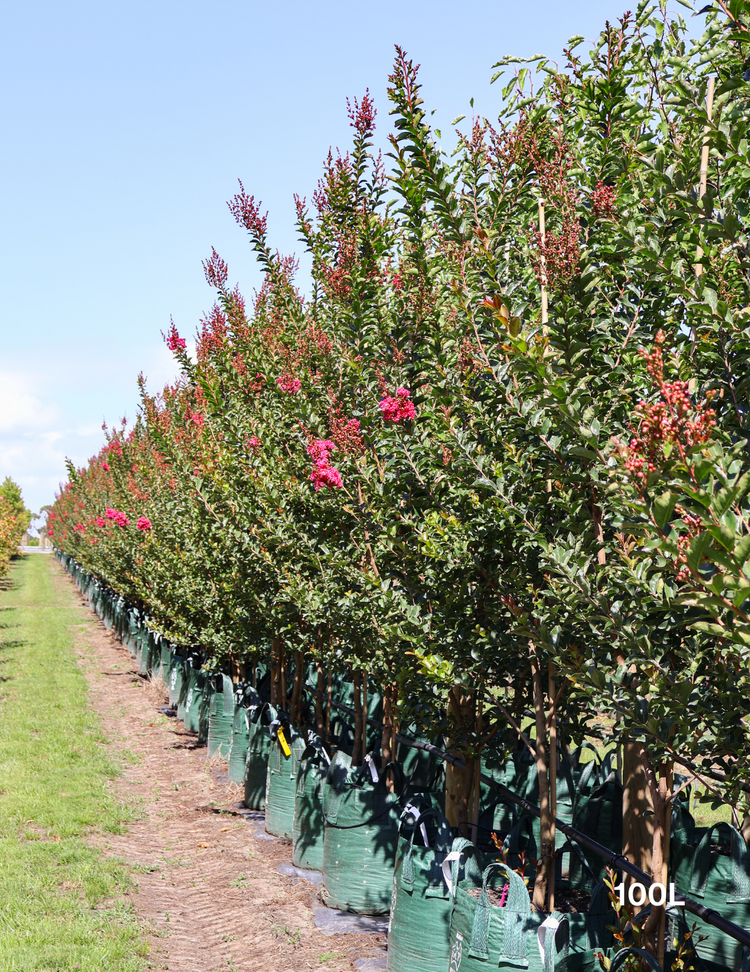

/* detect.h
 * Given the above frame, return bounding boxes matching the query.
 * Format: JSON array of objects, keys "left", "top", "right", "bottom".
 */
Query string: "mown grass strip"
[{"left": 0, "top": 555, "right": 147, "bottom": 970}]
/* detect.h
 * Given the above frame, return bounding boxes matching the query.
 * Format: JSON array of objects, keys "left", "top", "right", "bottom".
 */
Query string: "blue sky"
[{"left": 1, "top": 0, "right": 648, "bottom": 516}]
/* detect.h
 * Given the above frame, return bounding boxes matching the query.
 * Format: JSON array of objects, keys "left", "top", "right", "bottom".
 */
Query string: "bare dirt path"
[{"left": 52, "top": 562, "right": 384, "bottom": 972}]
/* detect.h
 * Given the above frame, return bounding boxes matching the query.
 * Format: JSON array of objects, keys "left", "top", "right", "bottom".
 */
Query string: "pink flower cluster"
[
  {"left": 136, "top": 516, "right": 152, "bottom": 531},
  {"left": 74, "top": 523, "right": 85, "bottom": 534},
  {"left": 379, "top": 387, "right": 416, "bottom": 423},
  {"left": 101, "top": 461, "right": 110, "bottom": 471},
  {"left": 105, "top": 507, "right": 130, "bottom": 527},
  {"left": 247, "top": 435, "right": 262, "bottom": 450},
  {"left": 308, "top": 439, "right": 343, "bottom": 491},
  {"left": 277, "top": 375, "right": 302, "bottom": 394},
  {"left": 96, "top": 517, "right": 106, "bottom": 527},
  {"left": 166, "top": 323, "right": 187, "bottom": 352}
]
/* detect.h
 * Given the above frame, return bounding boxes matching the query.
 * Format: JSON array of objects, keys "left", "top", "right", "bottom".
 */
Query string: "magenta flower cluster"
[
  {"left": 105, "top": 507, "right": 130, "bottom": 527},
  {"left": 166, "top": 323, "right": 187, "bottom": 352},
  {"left": 136, "top": 516, "right": 152, "bottom": 531},
  {"left": 308, "top": 439, "right": 343, "bottom": 491},
  {"left": 277, "top": 375, "right": 302, "bottom": 394},
  {"left": 379, "top": 387, "right": 416, "bottom": 423},
  {"left": 101, "top": 461, "right": 110, "bottom": 472}
]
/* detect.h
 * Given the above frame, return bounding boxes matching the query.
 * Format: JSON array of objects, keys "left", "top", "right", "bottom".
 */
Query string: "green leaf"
[
  {"left": 734, "top": 533, "right": 750, "bottom": 566},
  {"left": 653, "top": 490, "right": 677, "bottom": 530},
  {"left": 687, "top": 532, "right": 710, "bottom": 572}
]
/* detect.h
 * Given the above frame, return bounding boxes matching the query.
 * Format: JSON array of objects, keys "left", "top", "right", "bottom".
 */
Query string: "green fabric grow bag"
[
  {"left": 228, "top": 707, "right": 251, "bottom": 784},
  {"left": 168, "top": 651, "right": 186, "bottom": 708},
  {"left": 207, "top": 675, "right": 235, "bottom": 758},
  {"left": 321, "top": 754, "right": 403, "bottom": 915},
  {"left": 293, "top": 744, "right": 329, "bottom": 871},
  {"left": 227, "top": 687, "right": 262, "bottom": 784},
  {"left": 448, "top": 860, "right": 570, "bottom": 972},
  {"left": 671, "top": 821, "right": 750, "bottom": 972},
  {"left": 159, "top": 642, "right": 171, "bottom": 681},
  {"left": 386, "top": 805, "right": 454, "bottom": 972},
  {"left": 265, "top": 721, "right": 305, "bottom": 838},
  {"left": 569, "top": 767, "right": 622, "bottom": 886},
  {"left": 183, "top": 661, "right": 206, "bottom": 734},
  {"left": 176, "top": 656, "right": 191, "bottom": 722},
  {"left": 243, "top": 704, "right": 275, "bottom": 810},
  {"left": 446, "top": 841, "right": 613, "bottom": 972}
]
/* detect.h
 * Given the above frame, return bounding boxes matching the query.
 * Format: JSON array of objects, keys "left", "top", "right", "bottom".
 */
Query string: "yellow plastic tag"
[{"left": 277, "top": 727, "right": 291, "bottom": 758}]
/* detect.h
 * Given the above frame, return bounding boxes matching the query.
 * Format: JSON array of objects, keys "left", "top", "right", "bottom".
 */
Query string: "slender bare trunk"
[
  {"left": 548, "top": 661, "right": 557, "bottom": 913},
  {"left": 315, "top": 661, "right": 325, "bottom": 739},
  {"left": 362, "top": 672, "right": 368, "bottom": 763},
  {"left": 270, "top": 636, "right": 282, "bottom": 707},
  {"left": 326, "top": 668, "right": 332, "bottom": 746},
  {"left": 637, "top": 744, "right": 673, "bottom": 963},
  {"left": 445, "top": 687, "right": 476, "bottom": 829},
  {"left": 530, "top": 643, "right": 553, "bottom": 911},
  {"left": 291, "top": 649, "right": 304, "bottom": 726},
  {"left": 352, "top": 669, "right": 363, "bottom": 767},
  {"left": 622, "top": 739, "right": 654, "bottom": 915}
]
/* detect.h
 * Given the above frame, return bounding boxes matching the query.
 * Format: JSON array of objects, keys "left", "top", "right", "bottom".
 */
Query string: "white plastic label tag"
[
  {"left": 537, "top": 916, "right": 561, "bottom": 966},
  {"left": 364, "top": 754, "right": 379, "bottom": 782},
  {"left": 442, "top": 850, "right": 463, "bottom": 896}
]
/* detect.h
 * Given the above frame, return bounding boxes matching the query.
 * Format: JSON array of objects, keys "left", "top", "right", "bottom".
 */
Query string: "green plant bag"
[
  {"left": 228, "top": 690, "right": 260, "bottom": 785},
  {"left": 168, "top": 651, "right": 186, "bottom": 708},
  {"left": 386, "top": 805, "right": 454, "bottom": 972},
  {"left": 265, "top": 720, "right": 306, "bottom": 838},
  {"left": 671, "top": 821, "right": 750, "bottom": 972},
  {"left": 243, "top": 703, "right": 276, "bottom": 810},
  {"left": 293, "top": 742, "right": 329, "bottom": 871},
  {"left": 176, "top": 656, "right": 191, "bottom": 722},
  {"left": 182, "top": 660, "right": 206, "bottom": 734},
  {"left": 569, "top": 767, "right": 622, "bottom": 886},
  {"left": 447, "top": 859, "right": 570, "bottom": 972},
  {"left": 159, "top": 642, "right": 171, "bottom": 681},
  {"left": 321, "top": 754, "right": 403, "bottom": 915},
  {"left": 207, "top": 674, "right": 235, "bottom": 758}
]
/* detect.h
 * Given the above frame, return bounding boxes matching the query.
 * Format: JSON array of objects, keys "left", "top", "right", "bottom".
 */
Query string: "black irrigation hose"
[{"left": 328, "top": 699, "right": 750, "bottom": 951}]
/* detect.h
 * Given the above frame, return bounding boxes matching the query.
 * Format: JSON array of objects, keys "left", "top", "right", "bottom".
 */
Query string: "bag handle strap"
[
  {"left": 400, "top": 807, "right": 439, "bottom": 889},
  {"left": 610, "top": 947, "right": 664, "bottom": 971},
  {"left": 468, "top": 862, "right": 531, "bottom": 962},
  {"left": 442, "top": 836, "right": 482, "bottom": 897},
  {"left": 690, "top": 822, "right": 750, "bottom": 901}
]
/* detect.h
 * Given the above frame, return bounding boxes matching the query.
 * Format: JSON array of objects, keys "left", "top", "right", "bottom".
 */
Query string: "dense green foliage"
[{"left": 49, "top": 0, "right": 750, "bottom": 933}]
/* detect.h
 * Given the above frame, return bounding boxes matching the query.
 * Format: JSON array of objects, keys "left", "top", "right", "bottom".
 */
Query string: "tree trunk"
[
  {"left": 530, "top": 643, "right": 553, "bottom": 911},
  {"left": 622, "top": 739, "right": 654, "bottom": 916},
  {"left": 315, "top": 662, "right": 325, "bottom": 739},
  {"left": 270, "top": 636, "right": 282, "bottom": 707},
  {"left": 290, "top": 649, "right": 304, "bottom": 726},
  {"left": 352, "top": 669, "right": 363, "bottom": 767},
  {"left": 362, "top": 672, "right": 368, "bottom": 763},
  {"left": 381, "top": 681, "right": 399, "bottom": 789},
  {"left": 637, "top": 744, "right": 672, "bottom": 964},
  {"left": 445, "top": 687, "right": 476, "bottom": 829}
]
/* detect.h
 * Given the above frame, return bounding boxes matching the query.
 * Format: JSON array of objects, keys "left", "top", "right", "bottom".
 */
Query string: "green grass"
[{"left": 0, "top": 555, "right": 148, "bottom": 970}]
